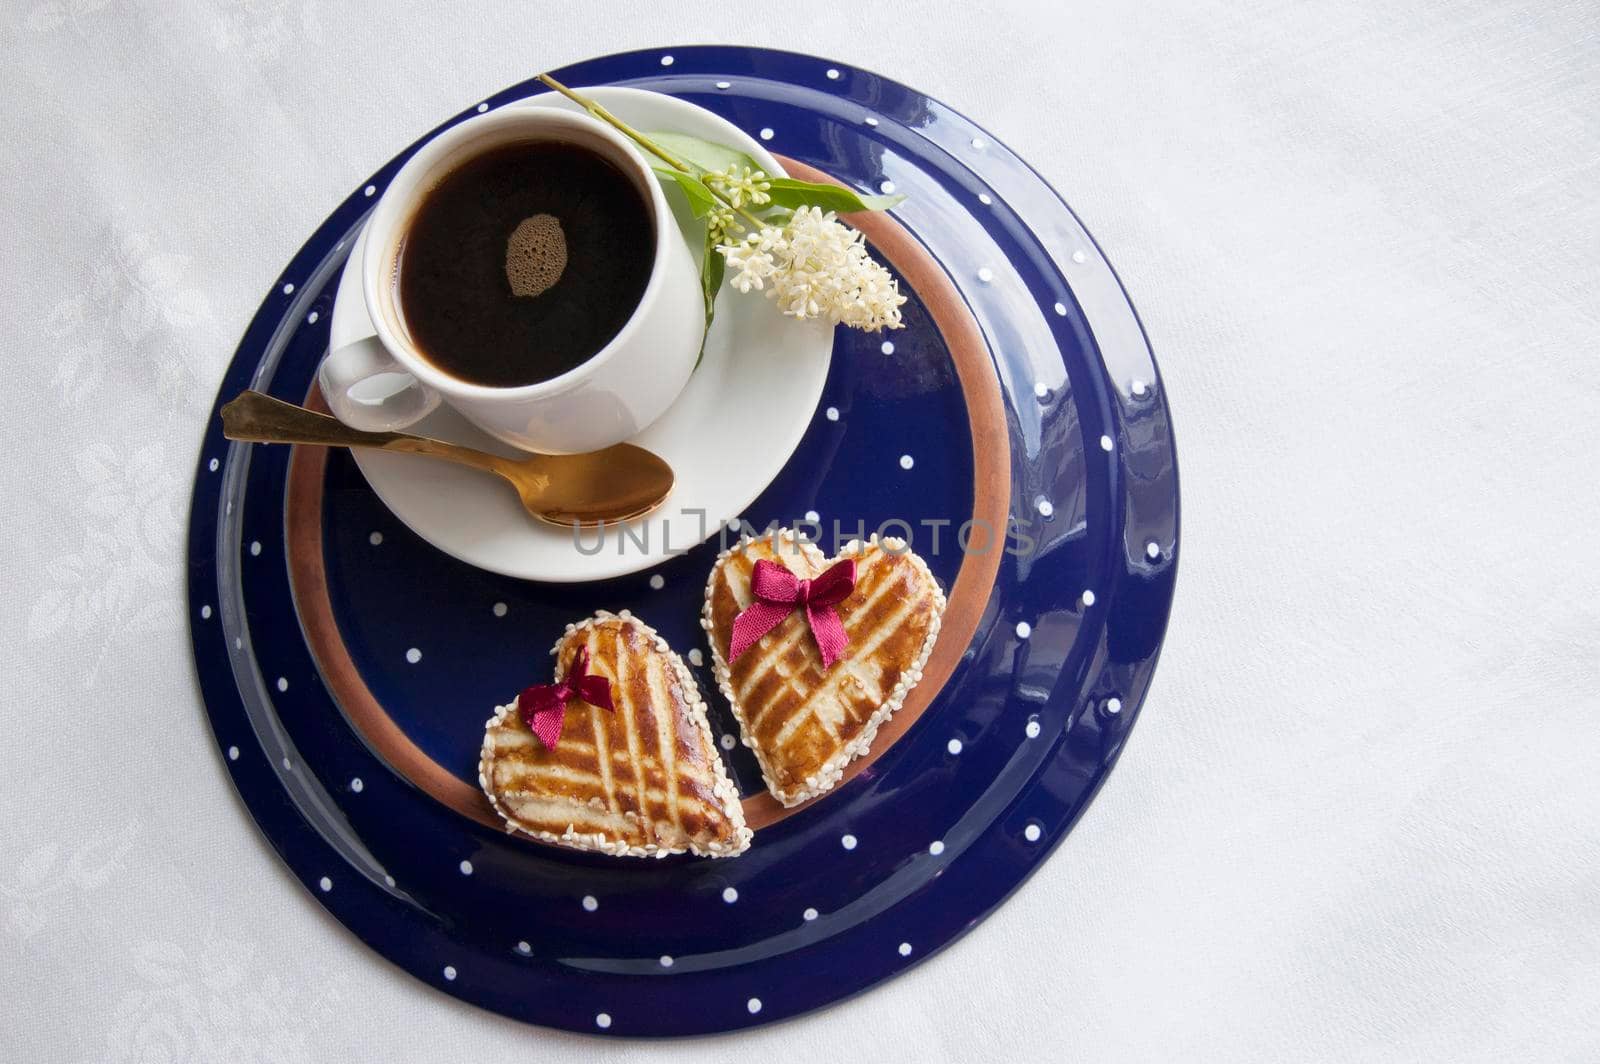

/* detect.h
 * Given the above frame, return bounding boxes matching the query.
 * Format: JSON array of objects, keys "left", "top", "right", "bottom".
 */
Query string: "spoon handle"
[{"left": 220, "top": 390, "right": 505, "bottom": 475}]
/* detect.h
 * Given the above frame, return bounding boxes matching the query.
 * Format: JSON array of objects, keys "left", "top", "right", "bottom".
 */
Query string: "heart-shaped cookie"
[
  {"left": 703, "top": 531, "right": 946, "bottom": 807},
  {"left": 479, "top": 611, "right": 750, "bottom": 858}
]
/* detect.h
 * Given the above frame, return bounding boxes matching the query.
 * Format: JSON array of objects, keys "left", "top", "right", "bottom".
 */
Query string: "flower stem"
[
  {"left": 537, "top": 73, "right": 766, "bottom": 235},
  {"left": 538, "top": 73, "right": 695, "bottom": 172}
]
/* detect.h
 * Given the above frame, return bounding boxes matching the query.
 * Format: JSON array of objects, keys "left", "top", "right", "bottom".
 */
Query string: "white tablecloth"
[{"left": 4, "top": 2, "right": 1597, "bottom": 1059}]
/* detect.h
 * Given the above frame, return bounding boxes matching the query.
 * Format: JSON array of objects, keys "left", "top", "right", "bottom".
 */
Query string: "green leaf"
[
  {"left": 703, "top": 227, "right": 726, "bottom": 321},
  {"left": 645, "top": 132, "right": 766, "bottom": 178},
  {"left": 762, "top": 177, "right": 904, "bottom": 214},
  {"left": 655, "top": 168, "right": 718, "bottom": 218},
  {"left": 697, "top": 225, "right": 725, "bottom": 369}
]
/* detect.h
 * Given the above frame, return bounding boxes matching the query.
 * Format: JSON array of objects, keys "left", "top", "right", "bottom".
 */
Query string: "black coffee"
[{"left": 396, "top": 140, "right": 654, "bottom": 388}]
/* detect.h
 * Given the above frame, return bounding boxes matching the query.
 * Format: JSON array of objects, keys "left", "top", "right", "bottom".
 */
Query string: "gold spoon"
[{"left": 221, "top": 390, "right": 673, "bottom": 527}]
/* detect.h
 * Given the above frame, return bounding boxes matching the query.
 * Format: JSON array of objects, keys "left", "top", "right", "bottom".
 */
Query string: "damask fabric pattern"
[{"left": 2, "top": 3, "right": 1598, "bottom": 1062}]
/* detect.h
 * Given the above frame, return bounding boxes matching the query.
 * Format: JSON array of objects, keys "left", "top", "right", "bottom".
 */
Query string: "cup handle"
[{"left": 317, "top": 335, "right": 441, "bottom": 432}]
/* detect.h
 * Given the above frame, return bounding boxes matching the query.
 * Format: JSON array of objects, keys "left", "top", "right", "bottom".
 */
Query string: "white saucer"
[{"left": 327, "top": 87, "right": 833, "bottom": 582}]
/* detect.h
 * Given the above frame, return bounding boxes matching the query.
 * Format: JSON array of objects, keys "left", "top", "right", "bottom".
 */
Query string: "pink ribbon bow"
[
  {"left": 518, "top": 645, "right": 613, "bottom": 750},
  {"left": 729, "top": 558, "right": 857, "bottom": 669}
]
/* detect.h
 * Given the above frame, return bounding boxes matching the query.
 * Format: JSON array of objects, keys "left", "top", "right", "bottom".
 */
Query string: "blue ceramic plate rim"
[{"left": 186, "top": 45, "right": 1180, "bottom": 1036}]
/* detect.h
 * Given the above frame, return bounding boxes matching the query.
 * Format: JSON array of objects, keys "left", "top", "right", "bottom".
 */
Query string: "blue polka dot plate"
[{"left": 187, "top": 46, "right": 1180, "bottom": 1036}]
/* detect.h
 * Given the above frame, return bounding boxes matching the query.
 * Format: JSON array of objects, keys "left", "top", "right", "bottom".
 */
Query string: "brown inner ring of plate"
[{"left": 284, "top": 155, "right": 1010, "bottom": 836}]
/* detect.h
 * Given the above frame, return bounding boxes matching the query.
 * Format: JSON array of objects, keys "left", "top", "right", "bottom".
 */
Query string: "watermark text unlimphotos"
[{"left": 571, "top": 509, "right": 1042, "bottom": 558}]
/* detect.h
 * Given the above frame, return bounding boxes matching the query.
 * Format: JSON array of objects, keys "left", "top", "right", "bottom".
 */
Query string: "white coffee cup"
[{"left": 318, "top": 106, "right": 703, "bottom": 454}]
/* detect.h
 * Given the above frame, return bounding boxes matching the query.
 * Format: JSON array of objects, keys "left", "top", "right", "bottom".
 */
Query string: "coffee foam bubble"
[{"left": 505, "top": 213, "right": 567, "bottom": 298}]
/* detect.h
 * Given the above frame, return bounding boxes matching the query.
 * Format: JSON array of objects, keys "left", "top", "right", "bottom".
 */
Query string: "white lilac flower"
[
  {"left": 722, "top": 226, "right": 785, "bottom": 293},
  {"left": 707, "top": 205, "right": 738, "bottom": 244},
  {"left": 707, "top": 165, "right": 772, "bottom": 209},
  {"left": 717, "top": 206, "right": 905, "bottom": 331}
]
